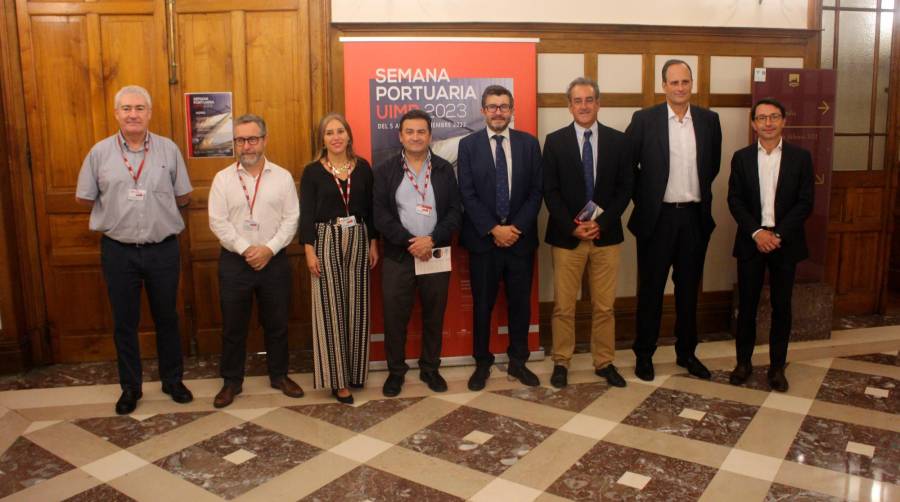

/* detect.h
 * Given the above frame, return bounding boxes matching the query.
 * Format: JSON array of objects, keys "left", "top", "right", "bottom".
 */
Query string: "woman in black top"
[{"left": 300, "top": 113, "right": 377, "bottom": 404}]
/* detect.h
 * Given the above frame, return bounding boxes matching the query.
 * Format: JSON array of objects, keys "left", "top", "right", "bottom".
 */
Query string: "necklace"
[{"left": 325, "top": 158, "right": 352, "bottom": 177}]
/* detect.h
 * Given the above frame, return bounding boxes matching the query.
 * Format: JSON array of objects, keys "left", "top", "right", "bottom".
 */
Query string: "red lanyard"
[
  {"left": 237, "top": 166, "right": 264, "bottom": 217},
  {"left": 402, "top": 157, "right": 432, "bottom": 203},
  {"left": 325, "top": 160, "right": 353, "bottom": 216},
  {"left": 119, "top": 132, "right": 149, "bottom": 185}
]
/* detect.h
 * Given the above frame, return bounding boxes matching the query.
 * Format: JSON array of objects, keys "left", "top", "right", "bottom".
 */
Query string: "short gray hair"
[
  {"left": 566, "top": 77, "right": 600, "bottom": 102},
  {"left": 114, "top": 85, "right": 152, "bottom": 109},
  {"left": 234, "top": 114, "right": 267, "bottom": 137}
]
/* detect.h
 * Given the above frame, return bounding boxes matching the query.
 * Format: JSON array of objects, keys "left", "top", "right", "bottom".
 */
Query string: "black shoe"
[
  {"left": 634, "top": 357, "right": 655, "bottom": 381},
  {"left": 115, "top": 389, "right": 142, "bottom": 415},
  {"left": 349, "top": 383, "right": 365, "bottom": 389},
  {"left": 729, "top": 362, "right": 753, "bottom": 386},
  {"left": 468, "top": 365, "right": 491, "bottom": 391},
  {"left": 420, "top": 370, "right": 448, "bottom": 392},
  {"left": 162, "top": 381, "right": 193, "bottom": 403},
  {"left": 332, "top": 389, "right": 355, "bottom": 405},
  {"left": 677, "top": 355, "right": 711, "bottom": 380},
  {"left": 767, "top": 367, "right": 789, "bottom": 392},
  {"left": 382, "top": 374, "right": 404, "bottom": 397},
  {"left": 507, "top": 363, "right": 540, "bottom": 387},
  {"left": 550, "top": 365, "right": 568, "bottom": 388},
  {"left": 595, "top": 364, "right": 627, "bottom": 387}
]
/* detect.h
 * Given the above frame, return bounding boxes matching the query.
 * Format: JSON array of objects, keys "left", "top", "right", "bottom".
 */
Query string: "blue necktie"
[
  {"left": 582, "top": 129, "right": 594, "bottom": 203},
  {"left": 494, "top": 135, "right": 510, "bottom": 223}
]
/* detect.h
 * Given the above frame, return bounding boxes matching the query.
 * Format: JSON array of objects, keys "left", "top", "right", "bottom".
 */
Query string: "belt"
[
  {"left": 662, "top": 201, "right": 699, "bottom": 209},
  {"left": 319, "top": 216, "right": 365, "bottom": 225},
  {"left": 103, "top": 234, "right": 176, "bottom": 248}
]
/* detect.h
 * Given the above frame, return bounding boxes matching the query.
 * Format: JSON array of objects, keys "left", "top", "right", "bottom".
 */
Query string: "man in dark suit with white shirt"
[
  {"left": 626, "top": 59, "right": 722, "bottom": 382},
  {"left": 727, "top": 98, "right": 814, "bottom": 392},
  {"left": 458, "top": 85, "right": 543, "bottom": 390},
  {"left": 543, "top": 77, "right": 634, "bottom": 389}
]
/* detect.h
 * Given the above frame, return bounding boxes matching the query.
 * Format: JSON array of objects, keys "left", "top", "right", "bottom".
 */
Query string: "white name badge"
[
  {"left": 243, "top": 219, "right": 260, "bottom": 231},
  {"left": 127, "top": 188, "right": 147, "bottom": 201},
  {"left": 337, "top": 215, "right": 357, "bottom": 228},
  {"left": 415, "top": 204, "right": 433, "bottom": 216}
]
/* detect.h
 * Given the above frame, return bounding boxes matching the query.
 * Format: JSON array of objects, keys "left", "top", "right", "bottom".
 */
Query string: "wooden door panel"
[{"left": 31, "top": 15, "right": 96, "bottom": 191}]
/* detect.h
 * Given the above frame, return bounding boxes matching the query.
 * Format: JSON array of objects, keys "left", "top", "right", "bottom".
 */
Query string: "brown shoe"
[
  {"left": 271, "top": 376, "right": 305, "bottom": 398},
  {"left": 214, "top": 383, "right": 242, "bottom": 408}
]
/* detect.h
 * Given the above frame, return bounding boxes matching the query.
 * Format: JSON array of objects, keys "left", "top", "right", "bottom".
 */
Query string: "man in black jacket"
[
  {"left": 626, "top": 60, "right": 722, "bottom": 382},
  {"left": 543, "top": 77, "right": 634, "bottom": 388},
  {"left": 727, "top": 98, "right": 814, "bottom": 392},
  {"left": 373, "top": 109, "right": 462, "bottom": 397}
]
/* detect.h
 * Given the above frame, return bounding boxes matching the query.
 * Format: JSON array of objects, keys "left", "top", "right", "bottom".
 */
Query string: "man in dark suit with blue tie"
[
  {"left": 543, "top": 77, "right": 633, "bottom": 389},
  {"left": 727, "top": 98, "right": 814, "bottom": 392},
  {"left": 626, "top": 60, "right": 722, "bottom": 382},
  {"left": 458, "top": 85, "right": 543, "bottom": 390}
]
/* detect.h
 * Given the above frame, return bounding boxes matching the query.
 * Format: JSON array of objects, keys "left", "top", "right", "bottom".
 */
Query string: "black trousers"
[
  {"left": 736, "top": 251, "right": 797, "bottom": 369},
  {"left": 381, "top": 253, "right": 450, "bottom": 377},
  {"left": 218, "top": 249, "right": 291, "bottom": 385},
  {"left": 469, "top": 248, "right": 533, "bottom": 367},
  {"left": 100, "top": 236, "right": 183, "bottom": 391},
  {"left": 634, "top": 204, "right": 708, "bottom": 359}
]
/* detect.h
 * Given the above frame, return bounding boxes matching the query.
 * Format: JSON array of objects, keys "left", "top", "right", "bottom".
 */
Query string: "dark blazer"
[
  {"left": 457, "top": 128, "right": 543, "bottom": 256},
  {"left": 727, "top": 141, "right": 814, "bottom": 263},
  {"left": 542, "top": 121, "right": 633, "bottom": 249},
  {"left": 373, "top": 150, "right": 462, "bottom": 262},
  {"left": 625, "top": 103, "right": 722, "bottom": 241}
]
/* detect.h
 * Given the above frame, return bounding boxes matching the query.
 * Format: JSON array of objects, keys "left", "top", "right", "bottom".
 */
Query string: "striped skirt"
[{"left": 310, "top": 221, "right": 370, "bottom": 389}]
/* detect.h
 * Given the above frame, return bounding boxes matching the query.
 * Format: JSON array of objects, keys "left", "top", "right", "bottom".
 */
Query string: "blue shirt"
[{"left": 395, "top": 150, "right": 437, "bottom": 237}]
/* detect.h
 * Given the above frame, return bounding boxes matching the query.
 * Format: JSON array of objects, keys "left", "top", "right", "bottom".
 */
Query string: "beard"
[{"left": 239, "top": 152, "right": 262, "bottom": 167}]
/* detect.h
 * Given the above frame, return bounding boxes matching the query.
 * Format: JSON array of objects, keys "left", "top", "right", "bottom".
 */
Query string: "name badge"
[
  {"left": 415, "top": 204, "right": 433, "bottom": 216},
  {"left": 127, "top": 188, "right": 147, "bottom": 201},
  {"left": 337, "top": 215, "right": 357, "bottom": 228},
  {"left": 243, "top": 219, "right": 260, "bottom": 231}
]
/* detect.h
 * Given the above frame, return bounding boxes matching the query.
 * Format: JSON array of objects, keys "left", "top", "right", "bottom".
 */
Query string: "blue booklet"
[{"left": 574, "top": 200, "right": 603, "bottom": 223}]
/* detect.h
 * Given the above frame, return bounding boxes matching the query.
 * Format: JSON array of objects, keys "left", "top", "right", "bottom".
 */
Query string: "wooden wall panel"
[{"left": 31, "top": 15, "right": 94, "bottom": 191}]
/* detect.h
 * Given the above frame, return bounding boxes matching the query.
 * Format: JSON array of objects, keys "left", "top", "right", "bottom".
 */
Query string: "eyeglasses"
[
  {"left": 234, "top": 136, "right": 265, "bottom": 146},
  {"left": 754, "top": 114, "right": 783, "bottom": 123},
  {"left": 484, "top": 104, "right": 512, "bottom": 113}
]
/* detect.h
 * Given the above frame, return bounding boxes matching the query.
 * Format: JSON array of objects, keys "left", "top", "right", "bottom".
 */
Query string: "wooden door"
[
  {"left": 171, "top": 0, "right": 315, "bottom": 355},
  {"left": 15, "top": 0, "right": 318, "bottom": 362}
]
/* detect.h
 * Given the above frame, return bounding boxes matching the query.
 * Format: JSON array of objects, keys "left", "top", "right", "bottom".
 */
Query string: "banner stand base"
[{"left": 368, "top": 348, "right": 546, "bottom": 371}]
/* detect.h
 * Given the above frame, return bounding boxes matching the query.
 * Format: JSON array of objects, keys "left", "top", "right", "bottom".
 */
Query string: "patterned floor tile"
[
  {"left": 707, "top": 365, "right": 773, "bottom": 392},
  {"left": 786, "top": 414, "right": 899, "bottom": 484},
  {"left": 764, "top": 482, "right": 845, "bottom": 501},
  {"left": 300, "top": 465, "right": 463, "bottom": 501},
  {"left": 288, "top": 397, "right": 424, "bottom": 433},
  {"left": 62, "top": 483, "right": 136, "bottom": 501},
  {"left": 544, "top": 440, "right": 717, "bottom": 501},
  {"left": 490, "top": 382, "right": 610, "bottom": 413},
  {"left": 814, "top": 368, "right": 898, "bottom": 414},
  {"left": 0, "top": 436, "right": 77, "bottom": 498},
  {"left": 398, "top": 405, "right": 554, "bottom": 476},
  {"left": 154, "top": 421, "right": 321, "bottom": 499},
  {"left": 841, "top": 352, "right": 899, "bottom": 367},
  {"left": 621, "top": 387, "right": 759, "bottom": 447},
  {"left": 73, "top": 412, "right": 214, "bottom": 449}
]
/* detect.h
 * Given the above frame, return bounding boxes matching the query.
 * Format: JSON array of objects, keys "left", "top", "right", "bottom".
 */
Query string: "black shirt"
[{"left": 299, "top": 158, "right": 377, "bottom": 244}]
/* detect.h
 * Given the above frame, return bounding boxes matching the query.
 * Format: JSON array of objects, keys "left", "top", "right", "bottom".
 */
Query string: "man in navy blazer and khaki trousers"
[
  {"left": 727, "top": 98, "right": 814, "bottom": 392},
  {"left": 458, "top": 85, "right": 543, "bottom": 391},
  {"left": 543, "top": 77, "right": 634, "bottom": 389}
]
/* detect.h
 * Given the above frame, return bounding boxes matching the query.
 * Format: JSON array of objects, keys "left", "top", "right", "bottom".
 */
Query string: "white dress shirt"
[
  {"left": 757, "top": 139, "right": 783, "bottom": 232},
  {"left": 663, "top": 104, "right": 700, "bottom": 203},
  {"left": 208, "top": 158, "right": 299, "bottom": 255},
  {"left": 574, "top": 121, "right": 599, "bottom": 181},
  {"left": 488, "top": 127, "right": 512, "bottom": 195}
]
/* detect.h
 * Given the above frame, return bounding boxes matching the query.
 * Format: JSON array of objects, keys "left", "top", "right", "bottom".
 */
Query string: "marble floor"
[{"left": 0, "top": 326, "right": 897, "bottom": 502}]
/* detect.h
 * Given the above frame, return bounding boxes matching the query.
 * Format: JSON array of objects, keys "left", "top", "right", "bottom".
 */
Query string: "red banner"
[{"left": 342, "top": 38, "right": 539, "bottom": 363}]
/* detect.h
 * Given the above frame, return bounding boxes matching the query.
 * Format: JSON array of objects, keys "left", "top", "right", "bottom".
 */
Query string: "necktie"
[
  {"left": 582, "top": 129, "right": 594, "bottom": 203},
  {"left": 494, "top": 135, "right": 510, "bottom": 222}
]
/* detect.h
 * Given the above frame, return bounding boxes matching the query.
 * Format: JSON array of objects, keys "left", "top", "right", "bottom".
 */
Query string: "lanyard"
[
  {"left": 402, "top": 157, "right": 432, "bottom": 203},
  {"left": 325, "top": 159, "right": 353, "bottom": 216},
  {"left": 237, "top": 166, "right": 264, "bottom": 217},
  {"left": 119, "top": 132, "right": 149, "bottom": 185}
]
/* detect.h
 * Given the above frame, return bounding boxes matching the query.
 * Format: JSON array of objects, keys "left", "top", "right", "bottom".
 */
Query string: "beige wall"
[{"left": 332, "top": 0, "right": 809, "bottom": 29}]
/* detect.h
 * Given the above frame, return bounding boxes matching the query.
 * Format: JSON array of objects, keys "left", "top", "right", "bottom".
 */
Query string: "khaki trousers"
[{"left": 551, "top": 241, "right": 621, "bottom": 369}]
